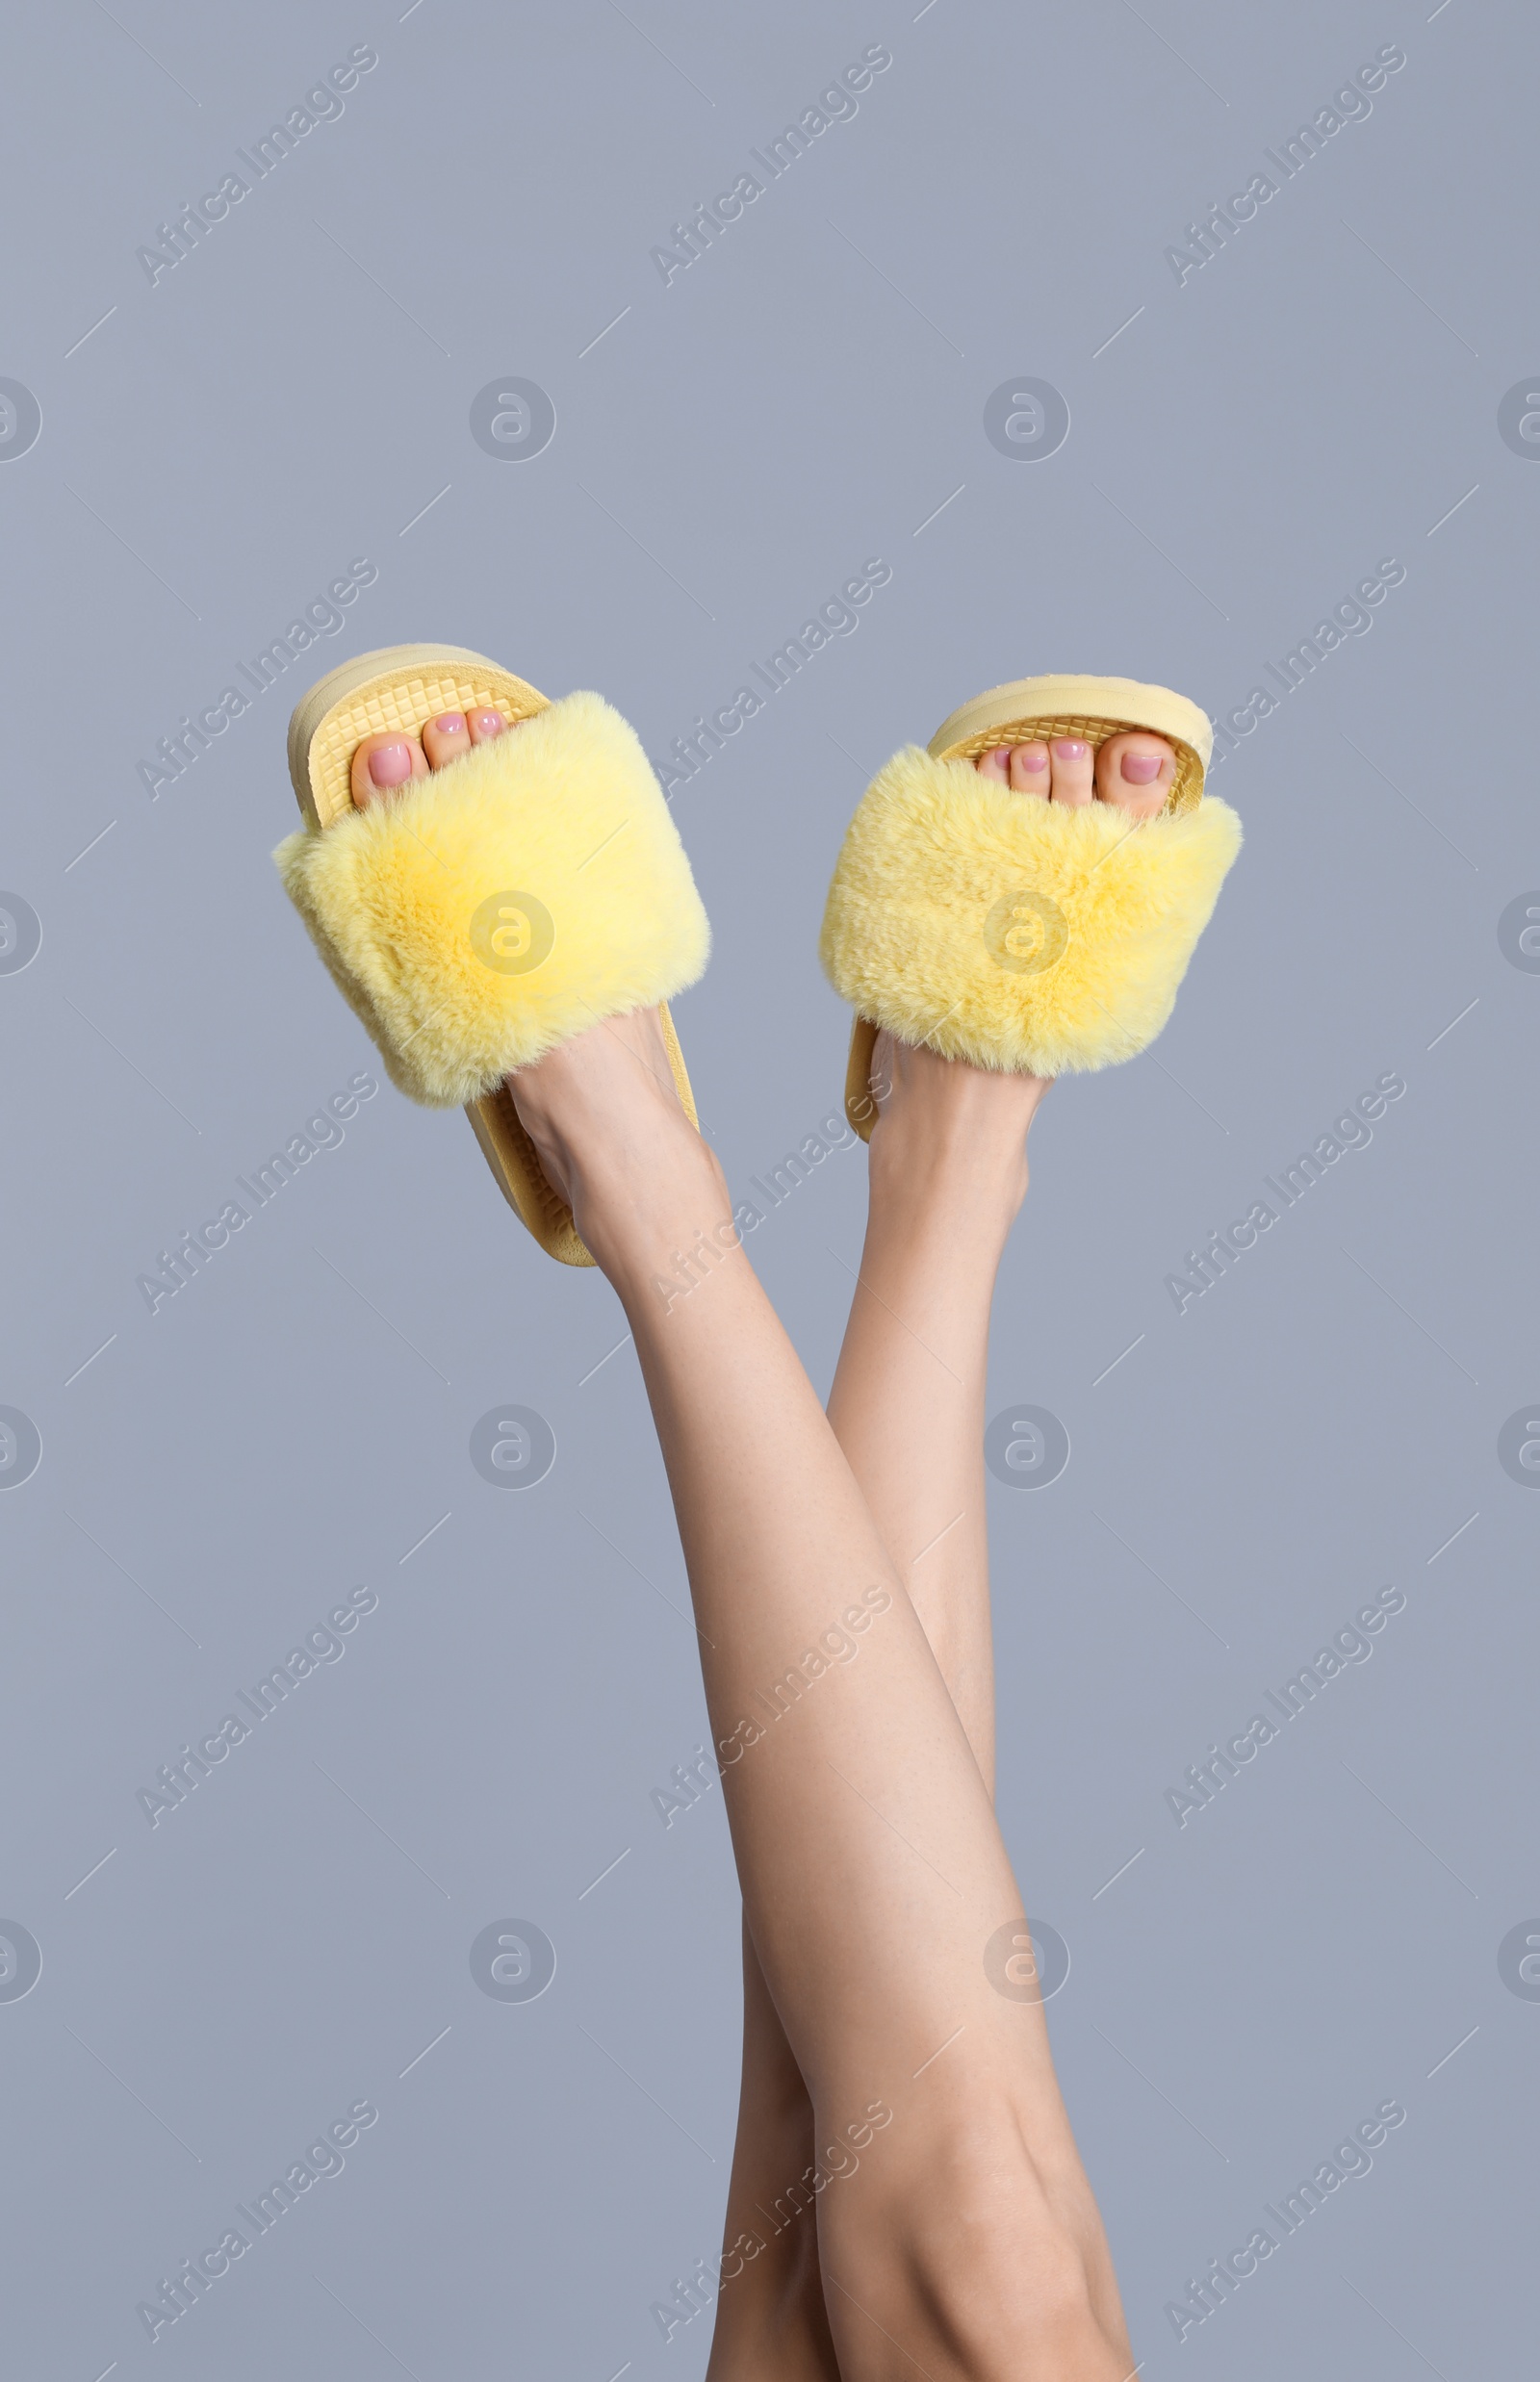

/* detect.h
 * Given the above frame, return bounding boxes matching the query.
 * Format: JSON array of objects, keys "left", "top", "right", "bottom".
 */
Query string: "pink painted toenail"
[
  {"left": 1017, "top": 747, "right": 1048, "bottom": 771},
  {"left": 1053, "top": 738, "right": 1088, "bottom": 758},
  {"left": 1120, "top": 752, "right": 1164, "bottom": 784},
  {"left": 431, "top": 714, "right": 466, "bottom": 735},
  {"left": 471, "top": 710, "right": 504, "bottom": 736},
  {"left": 367, "top": 740, "right": 412, "bottom": 786}
]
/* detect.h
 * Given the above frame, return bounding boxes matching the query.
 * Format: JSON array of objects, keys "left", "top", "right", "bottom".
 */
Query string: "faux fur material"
[
  {"left": 275, "top": 691, "right": 710, "bottom": 1106},
  {"left": 820, "top": 746, "right": 1242, "bottom": 1076}
]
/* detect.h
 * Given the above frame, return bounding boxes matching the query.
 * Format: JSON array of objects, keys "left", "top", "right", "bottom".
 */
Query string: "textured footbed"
[
  {"left": 926, "top": 672, "right": 1213, "bottom": 819},
  {"left": 933, "top": 712, "right": 1204, "bottom": 817},
  {"left": 286, "top": 643, "right": 700, "bottom": 1264},
  {"left": 297, "top": 659, "right": 551, "bottom": 830}
]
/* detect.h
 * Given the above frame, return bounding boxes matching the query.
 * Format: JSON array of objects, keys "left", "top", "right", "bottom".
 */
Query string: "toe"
[
  {"left": 1008, "top": 741, "right": 1050, "bottom": 796},
  {"left": 422, "top": 712, "right": 471, "bottom": 769},
  {"left": 1095, "top": 730, "right": 1175, "bottom": 818},
  {"left": 350, "top": 731, "right": 428, "bottom": 809},
  {"left": 466, "top": 706, "right": 507, "bottom": 747},
  {"left": 976, "top": 746, "right": 1013, "bottom": 784},
  {"left": 1047, "top": 736, "right": 1093, "bottom": 807}
]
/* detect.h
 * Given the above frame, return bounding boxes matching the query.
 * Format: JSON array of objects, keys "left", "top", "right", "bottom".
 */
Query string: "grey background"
[{"left": 1, "top": 0, "right": 1534, "bottom": 2374}]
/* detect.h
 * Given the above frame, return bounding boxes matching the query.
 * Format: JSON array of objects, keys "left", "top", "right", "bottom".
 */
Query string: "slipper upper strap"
[
  {"left": 819, "top": 745, "right": 1242, "bottom": 1078},
  {"left": 274, "top": 691, "right": 710, "bottom": 1107}
]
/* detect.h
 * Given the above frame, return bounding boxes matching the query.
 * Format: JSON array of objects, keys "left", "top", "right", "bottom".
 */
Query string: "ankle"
[
  {"left": 579, "top": 1140, "right": 738, "bottom": 1296},
  {"left": 502, "top": 1007, "right": 725, "bottom": 1279},
  {"left": 865, "top": 1124, "right": 1027, "bottom": 1269},
  {"left": 861, "top": 1034, "right": 1046, "bottom": 1236}
]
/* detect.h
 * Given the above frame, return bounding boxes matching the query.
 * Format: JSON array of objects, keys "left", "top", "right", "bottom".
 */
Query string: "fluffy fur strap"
[
  {"left": 819, "top": 745, "right": 1242, "bottom": 1076},
  {"left": 275, "top": 691, "right": 710, "bottom": 1106}
]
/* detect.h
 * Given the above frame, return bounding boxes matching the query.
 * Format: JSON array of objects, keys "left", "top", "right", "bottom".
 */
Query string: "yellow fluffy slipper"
[
  {"left": 277, "top": 643, "right": 710, "bottom": 1264},
  {"left": 820, "top": 673, "right": 1242, "bottom": 1137}
]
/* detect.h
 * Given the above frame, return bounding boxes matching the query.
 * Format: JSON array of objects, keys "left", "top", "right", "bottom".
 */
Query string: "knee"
[
  {"left": 875, "top": 2221, "right": 1101, "bottom": 2378},
  {"left": 833, "top": 2128, "right": 1104, "bottom": 2371},
  {"left": 920, "top": 2199, "right": 1098, "bottom": 2357}
]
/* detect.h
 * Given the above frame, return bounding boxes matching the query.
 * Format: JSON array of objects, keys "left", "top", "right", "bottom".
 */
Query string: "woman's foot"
[
  {"left": 856, "top": 731, "right": 1176, "bottom": 1211},
  {"left": 974, "top": 727, "right": 1175, "bottom": 818},
  {"left": 346, "top": 706, "right": 719, "bottom": 1269}
]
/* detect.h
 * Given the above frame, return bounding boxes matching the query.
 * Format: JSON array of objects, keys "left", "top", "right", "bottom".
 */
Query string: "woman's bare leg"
[
  {"left": 826, "top": 1031, "right": 1028, "bottom": 1788},
  {"left": 510, "top": 1011, "right": 1130, "bottom": 2381},
  {"left": 706, "top": 1031, "right": 1043, "bottom": 2374},
  {"left": 823, "top": 1035, "right": 1128, "bottom": 2350},
  {"left": 706, "top": 1914, "right": 843, "bottom": 2379},
  {"left": 707, "top": 723, "right": 1168, "bottom": 2371}
]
